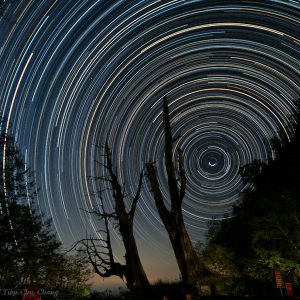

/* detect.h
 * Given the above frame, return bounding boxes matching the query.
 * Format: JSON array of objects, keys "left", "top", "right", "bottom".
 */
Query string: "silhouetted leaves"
[
  {"left": 0, "top": 124, "right": 91, "bottom": 292},
  {"left": 201, "top": 101, "right": 300, "bottom": 292}
]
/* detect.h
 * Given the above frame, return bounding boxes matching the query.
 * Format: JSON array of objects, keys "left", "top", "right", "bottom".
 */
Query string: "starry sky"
[{"left": 0, "top": 0, "right": 300, "bottom": 287}]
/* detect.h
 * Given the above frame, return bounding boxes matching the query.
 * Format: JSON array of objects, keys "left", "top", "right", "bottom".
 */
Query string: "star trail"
[{"left": 0, "top": 0, "right": 300, "bottom": 282}]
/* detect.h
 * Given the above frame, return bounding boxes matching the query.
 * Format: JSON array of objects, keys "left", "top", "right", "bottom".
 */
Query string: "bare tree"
[
  {"left": 76, "top": 197, "right": 126, "bottom": 281},
  {"left": 146, "top": 96, "right": 208, "bottom": 286},
  {"left": 76, "top": 142, "right": 149, "bottom": 290}
]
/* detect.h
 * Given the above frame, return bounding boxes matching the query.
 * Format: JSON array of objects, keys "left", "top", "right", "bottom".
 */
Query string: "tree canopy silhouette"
[
  {"left": 202, "top": 100, "right": 300, "bottom": 292},
  {"left": 0, "top": 122, "right": 91, "bottom": 292}
]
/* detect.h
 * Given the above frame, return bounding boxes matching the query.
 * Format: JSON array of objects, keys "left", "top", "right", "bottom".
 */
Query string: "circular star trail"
[{"left": 0, "top": 0, "right": 300, "bottom": 278}]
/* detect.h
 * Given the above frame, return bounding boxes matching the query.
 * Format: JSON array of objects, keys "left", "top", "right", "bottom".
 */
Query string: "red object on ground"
[
  {"left": 286, "top": 282, "right": 294, "bottom": 297},
  {"left": 23, "top": 284, "right": 41, "bottom": 300},
  {"left": 274, "top": 271, "right": 284, "bottom": 288}
]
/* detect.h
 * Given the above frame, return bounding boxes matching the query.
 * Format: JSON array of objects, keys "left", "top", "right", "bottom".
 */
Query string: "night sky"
[{"left": 1, "top": 0, "right": 300, "bottom": 287}]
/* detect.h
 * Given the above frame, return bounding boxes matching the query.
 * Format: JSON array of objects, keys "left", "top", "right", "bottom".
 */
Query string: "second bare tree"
[{"left": 146, "top": 97, "right": 208, "bottom": 286}]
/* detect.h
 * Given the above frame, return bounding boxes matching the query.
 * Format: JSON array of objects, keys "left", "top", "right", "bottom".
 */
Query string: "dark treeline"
[
  {"left": 199, "top": 100, "right": 300, "bottom": 296},
  {"left": 0, "top": 121, "right": 91, "bottom": 297}
]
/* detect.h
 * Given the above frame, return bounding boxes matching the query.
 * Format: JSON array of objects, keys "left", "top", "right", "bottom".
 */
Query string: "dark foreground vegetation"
[
  {"left": 0, "top": 121, "right": 91, "bottom": 296},
  {"left": 88, "top": 281, "right": 297, "bottom": 300},
  {"left": 196, "top": 100, "right": 300, "bottom": 297}
]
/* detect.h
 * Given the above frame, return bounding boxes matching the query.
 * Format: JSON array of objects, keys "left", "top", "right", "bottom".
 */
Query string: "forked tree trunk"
[
  {"left": 105, "top": 143, "right": 149, "bottom": 290},
  {"left": 146, "top": 97, "right": 208, "bottom": 286}
]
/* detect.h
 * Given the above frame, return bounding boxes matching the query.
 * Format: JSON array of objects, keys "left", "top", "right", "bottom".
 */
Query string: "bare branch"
[
  {"left": 163, "top": 96, "right": 179, "bottom": 201},
  {"left": 177, "top": 147, "right": 186, "bottom": 202},
  {"left": 102, "top": 200, "right": 114, "bottom": 264},
  {"left": 94, "top": 160, "right": 110, "bottom": 170},
  {"left": 105, "top": 141, "right": 127, "bottom": 215},
  {"left": 94, "top": 176, "right": 113, "bottom": 183},
  {"left": 77, "top": 140, "right": 149, "bottom": 289},
  {"left": 172, "top": 131, "right": 181, "bottom": 143},
  {"left": 74, "top": 236, "right": 126, "bottom": 280},
  {"left": 73, "top": 185, "right": 128, "bottom": 280},
  {"left": 130, "top": 168, "right": 144, "bottom": 218},
  {"left": 80, "top": 207, "right": 116, "bottom": 220},
  {"left": 146, "top": 162, "right": 171, "bottom": 223}
]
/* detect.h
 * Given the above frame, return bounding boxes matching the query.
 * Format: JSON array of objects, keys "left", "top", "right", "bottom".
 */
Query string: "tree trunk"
[
  {"left": 169, "top": 217, "right": 207, "bottom": 284},
  {"left": 106, "top": 143, "right": 149, "bottom": 290},
  {"left": 147, "top": 165, "right": 207, "bottom": 285},
  {"left": 121, "top": 223, "right": 149, "bottom": 290},
  {"left": 146, "top": 96, "right": 208, "bottom": 286}
]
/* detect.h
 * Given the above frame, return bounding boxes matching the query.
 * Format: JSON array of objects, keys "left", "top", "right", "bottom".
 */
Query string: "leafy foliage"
[
  {"left": 0, "top": 124, "right": 91, "bottom": 292},
  {"left": 200, "top": 101, "right": 300, "bottom": 293}
]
